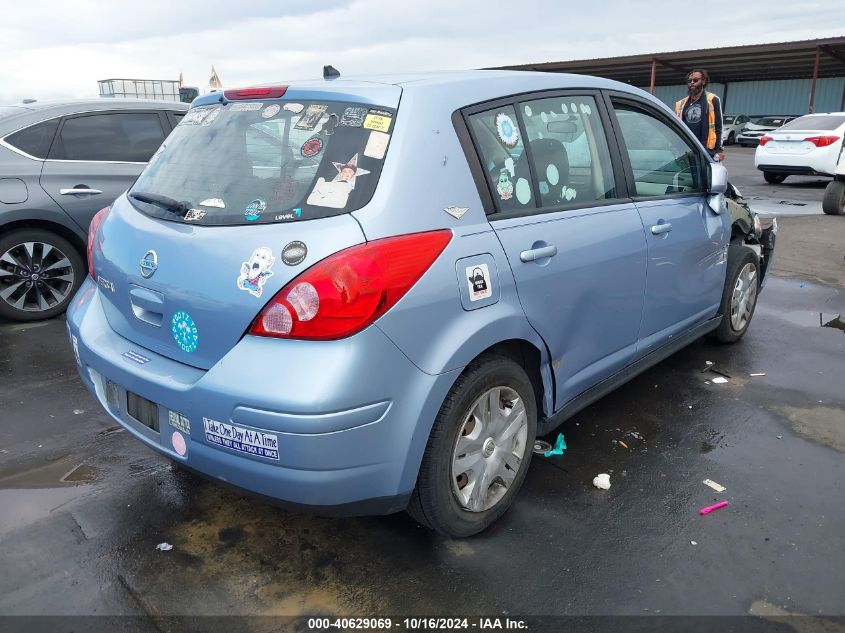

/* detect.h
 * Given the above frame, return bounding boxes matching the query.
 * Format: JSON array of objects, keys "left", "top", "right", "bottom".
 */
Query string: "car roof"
[{"left": 193, "top": 70, "right": 658, "bottom": 112}]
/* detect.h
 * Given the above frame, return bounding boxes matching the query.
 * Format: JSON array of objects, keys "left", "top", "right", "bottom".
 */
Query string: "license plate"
[{"left": 127, "top": 391, "right": 160, "bottom": 431}]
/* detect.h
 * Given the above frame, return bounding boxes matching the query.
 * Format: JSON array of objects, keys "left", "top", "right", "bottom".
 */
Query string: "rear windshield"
[
  {"left": 723, "top": 115, "right": 736, "bottom": 124},
  {"left": 779, "top": 115, "right": 845, "bottom": 131},
  {"left": 755, "top": 117, "right": 790, "bottom": 127},
  {"left": 129, "top": 100, "right": 395, "bottom": 225}
]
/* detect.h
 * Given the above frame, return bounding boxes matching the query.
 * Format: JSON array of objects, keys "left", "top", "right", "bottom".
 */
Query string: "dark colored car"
[{"left": 0, "top": 98, "right": 188, "bottom": 321}]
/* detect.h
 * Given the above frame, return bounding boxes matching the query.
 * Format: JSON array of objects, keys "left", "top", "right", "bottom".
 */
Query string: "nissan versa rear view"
[{"left": 66, "top": 71, "right": 776, "bottom": 537}]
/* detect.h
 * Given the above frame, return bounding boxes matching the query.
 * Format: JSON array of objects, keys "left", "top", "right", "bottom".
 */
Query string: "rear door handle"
[
  {"left": 520, "top": 245, "right": 558, "bottom": 262},
  {"left": 60, "top": 188, "right": 103, "bottom": 196},
  {"left": 651, "top": 223, "right": 672, "bottom": 235}
]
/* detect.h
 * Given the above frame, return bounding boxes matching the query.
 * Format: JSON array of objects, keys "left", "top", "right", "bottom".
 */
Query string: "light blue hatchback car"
[{"left": 67, "top": 70, "right": 775, "bottom": 536}]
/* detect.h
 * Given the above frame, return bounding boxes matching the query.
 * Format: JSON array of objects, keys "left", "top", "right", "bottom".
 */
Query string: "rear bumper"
[
  {"left": 66, "top": 278, "right": 459, "bottom": 514},
  {"left": 756, "top": 164, "right": 833, "bottom": 177}
]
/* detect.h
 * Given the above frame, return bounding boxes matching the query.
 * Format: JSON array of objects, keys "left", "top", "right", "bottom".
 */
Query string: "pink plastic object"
[{"left": 699, "top": 501, "right": 729, "bottom": 515}]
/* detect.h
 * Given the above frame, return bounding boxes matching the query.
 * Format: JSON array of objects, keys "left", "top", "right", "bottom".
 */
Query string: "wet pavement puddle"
[
  {"left": 772, "top": 311, "right": 845, "bottom": 332},
  {"left": 0, "top": 487, "right": 87, "bottom": 535}
]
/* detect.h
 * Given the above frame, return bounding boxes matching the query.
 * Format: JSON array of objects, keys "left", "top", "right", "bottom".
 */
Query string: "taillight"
[
  {"left": 804, "top": 135, "right": 840, "bottom": 147},
  {"left": 224, "top": 86, "right": 287, "bottom": 100},
  {"left": 87, "top": 206, "right": 111, "bottom": 280},
  {"left": 249, "top": 230, "right": 453, "bottom": 340},
  {"left": 759, "top": 135, "right": 773, "bottom": 146}
]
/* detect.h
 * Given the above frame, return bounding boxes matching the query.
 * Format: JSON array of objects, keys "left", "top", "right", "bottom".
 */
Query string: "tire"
[
  {"left": 763, "top": 172, "right": 787, "bottom": 184},
  {"left": 713, "top": 245, "right": 761, "bottom": 344},
  {"left": 407, "top": 355, "right": 537, "bottom": 537},
  {"left": 822, "top": 180, "right": 845, "bottom": 216},
  {"left": 0, "top": 228, "right": 85, "bottom": 322},
  {"left": 727, "top": 132, "right": 735, "bottom": 145}
]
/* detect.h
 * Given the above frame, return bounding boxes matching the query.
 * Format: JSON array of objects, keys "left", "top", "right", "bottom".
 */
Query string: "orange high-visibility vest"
[{"left": 675, "top": 92, "right": 717, "bottom": 150}]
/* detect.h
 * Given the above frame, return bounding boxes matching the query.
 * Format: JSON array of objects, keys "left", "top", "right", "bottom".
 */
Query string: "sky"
[{"left": 0, "top": 0, "right": 841, "bottom": 103}]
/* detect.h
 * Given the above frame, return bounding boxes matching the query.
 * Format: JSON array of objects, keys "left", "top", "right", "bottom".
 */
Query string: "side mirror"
[{"left": 709, "top": 162, "right": 728, "bottom": 195}]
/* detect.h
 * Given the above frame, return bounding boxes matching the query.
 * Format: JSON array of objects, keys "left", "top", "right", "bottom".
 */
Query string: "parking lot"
[{"left": 1, "top": 147, "right": 844, "bottom": 631}]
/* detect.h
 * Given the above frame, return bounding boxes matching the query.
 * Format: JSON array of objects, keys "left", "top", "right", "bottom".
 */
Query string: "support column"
[
  {"left": 808, "top": 47, "right": 821, "bottom": 113},
  {"left": 649, "top": 58, "right": 656, "bottom": 95}
]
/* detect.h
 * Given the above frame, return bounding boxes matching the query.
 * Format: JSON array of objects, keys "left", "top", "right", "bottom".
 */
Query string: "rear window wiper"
[{"left": 129, "top": 191, "right": 190, "bottom": 217}]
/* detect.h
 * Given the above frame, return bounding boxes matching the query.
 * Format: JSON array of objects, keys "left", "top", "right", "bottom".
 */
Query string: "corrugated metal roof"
[{"left": 491, "top": 37, "right": 845, "bottom": 86}]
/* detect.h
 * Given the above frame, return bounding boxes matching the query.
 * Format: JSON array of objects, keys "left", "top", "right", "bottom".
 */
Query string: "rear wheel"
[
  {"left": 0, "top": 228, "right": 84, "bottom": 322},
  {"left": 822, "top": 180, "right": 845, "bottom": 216},
  {"left": 713, "top": 245, "right": 760, "bottom": 344},
  {"left": 763, "top": 172, "right": 787, "bottom": 184},
  {"left": 727, "top": 132, "right": 735, "bottom": 145},
  {"left": 408, "top": 355, "right": 537, "bottom": 537}
]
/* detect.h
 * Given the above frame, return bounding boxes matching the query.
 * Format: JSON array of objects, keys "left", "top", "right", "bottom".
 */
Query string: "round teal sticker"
[{"left": 171, "top": 311, "right": 199, "bottom": 353}]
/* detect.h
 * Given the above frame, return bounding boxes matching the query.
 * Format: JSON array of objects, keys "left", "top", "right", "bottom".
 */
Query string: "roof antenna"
[{"left": 323, "top": 65, "right": 341, "bottom": 80}]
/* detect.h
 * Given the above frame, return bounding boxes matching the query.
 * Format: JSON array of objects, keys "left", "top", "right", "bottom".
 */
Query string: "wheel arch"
[{"left": 0, "top": 218, "right": 87, "bottom": 260}]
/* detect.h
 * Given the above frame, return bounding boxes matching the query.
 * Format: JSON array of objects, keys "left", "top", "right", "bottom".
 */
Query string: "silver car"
[{"left": 0, "top": 99, "right": 187, "bottom": 321}]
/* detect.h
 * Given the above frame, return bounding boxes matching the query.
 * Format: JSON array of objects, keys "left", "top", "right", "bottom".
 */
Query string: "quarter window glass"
[
  {"left": 521, "top": 95, "right": 616, "bottom": 206},
  {"left": 52, "top": 113, "right": 165, "bottom": 162},
  {"left": 468, "top": 106, "right": 533, "bottom": 213},
  {"left": 613, "top": 105, "right": 704, "bottom": 197},
  {"left": 4, "top": 118, "right": 59, "bottom": 159}
]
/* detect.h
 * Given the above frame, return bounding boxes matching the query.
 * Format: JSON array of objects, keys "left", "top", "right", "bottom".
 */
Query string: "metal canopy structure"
[
  {"left": 493, "top": 37, "right": 845, "bottom": 85},
  {"left": 492, "top": 37, "right": 845, "bottom": 111}
]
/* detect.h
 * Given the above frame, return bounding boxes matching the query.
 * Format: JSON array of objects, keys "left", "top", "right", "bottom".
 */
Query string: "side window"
[
  {"left": 50, "top": 113, "right": 165, "bottom": 162},
  {"left": 468, "top": 105, "right": 533, "bottom": 213},
  {"left": 613, "top": 104, "right": 704, "bottom": 197},
  {"left": 166, "top": 111, "right": 185, "bottom": 129},
  {"left": 520, "top": 95, "right": 616, "bottom": 207},
  {"left": 4, "top": 118, "right": 59, "bottom": 159}
]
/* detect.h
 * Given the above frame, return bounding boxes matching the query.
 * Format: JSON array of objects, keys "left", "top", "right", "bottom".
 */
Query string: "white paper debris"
[
  {"left": 156, "top": 542, "right": 173, "bottom": 551},
  {"left": 691, "top": 540, "right": 698, "bottom": 546},
  {"left": 73, "top": 409, "right": 84, "bottom": 415},
  {"left": 593, "top": 473, "right": 611, "bottom": 490},
  {"left": 712, "top": 377, "right": 729, "bottom": 384},
  {"left": 750, "top": 373, "right": 767, "bottom": 377},
  {"left": 703, "top": 479, "right": 726, "bottom": 492}
]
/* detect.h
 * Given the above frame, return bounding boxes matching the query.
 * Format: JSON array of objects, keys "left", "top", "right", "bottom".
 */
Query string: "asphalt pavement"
[{"left": 1, "top": 148, "right": 844, "bottom": 632}]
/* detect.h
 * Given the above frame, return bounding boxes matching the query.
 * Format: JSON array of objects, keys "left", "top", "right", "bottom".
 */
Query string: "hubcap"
[
  {"left": 451, "top": 386, "right": 528, "bottom": 513},
  {"left": 0, "top": 241, "right": 75, "bottom": 313},
  {"left": 730, "top": 262, "right": 758, "bottom": 331}
]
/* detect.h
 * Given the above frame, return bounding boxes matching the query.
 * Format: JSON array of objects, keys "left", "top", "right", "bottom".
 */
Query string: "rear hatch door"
[{"left": 92, "top": 87, "right": 400, "bottom": 369}]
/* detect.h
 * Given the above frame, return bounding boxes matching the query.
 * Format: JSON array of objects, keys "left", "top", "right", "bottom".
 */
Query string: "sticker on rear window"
[
  {"left": 171, "top": 311, "right": 199, "bottom": 353},
  {"left": 262, "top": 104, "right": 281, "bottom": 119},
  {"left": 203, "top": 417, "right": 280, "bottom": 460},
  {"left": 237, "top": 247, "right": 275, "bottom": 298},
  {"left": 295, "top": 104, "right": 328, "bottom": 130},
  {"left": 244, "top": 198, "right": 266, "bottom": 221},
  {"left": 320, "top": 113, "right": 339, "bottom": 136},
  {"left": 184, "top": 208, "right": 206, "bottom": 221},
  {"left": 283, "top": 103, "right": 305, "bottom": 114},
  {"left": 364, "top": 131, "right": 389, "bottom": 159},
  {"left": 201, "top": 109, "right": 221, "bottom": 126},
  {"left": 301, "top": 136, "right": 323, "bottom": 157},
  {"left": 340, "top": 106, "right": 367, "bottom": 127},
  {"left": 182, "top": 107, "right": 217, "bottom": 125},
  {"left": 332, "top": 153, "right": 370, "bottom": 187},
  {"left": 199, "top": 198, "right": 225, "bottom": 208},
  {"left": 363, "top": 110, "right": 392, "bottom": 133},
  {"left": 230, "top": 102, "right": 263, "bottom": 112}
]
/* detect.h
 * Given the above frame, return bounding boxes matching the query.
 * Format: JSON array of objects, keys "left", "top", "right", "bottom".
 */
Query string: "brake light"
[
  {"left": 804, "top": 135, "right": 840, "bottom": 147},
  {"left": 249, "top": 230, "right": 453, "bottom": 340},
  {"left": 759, "top": 135, "right": 773, "bottom": 146},
  {"left": 224, "top": 86, "right": 288, "bottom": 100},
  {"left": 87, "top": 206, "right": 111, "bottom": 280}
]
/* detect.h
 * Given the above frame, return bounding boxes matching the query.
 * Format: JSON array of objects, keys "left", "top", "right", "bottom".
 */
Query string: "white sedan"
[{"left": 754, "top": 112, "right": 845, "bottom": 214}]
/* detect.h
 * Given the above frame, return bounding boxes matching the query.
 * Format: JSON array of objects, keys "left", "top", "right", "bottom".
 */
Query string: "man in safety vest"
[{"left": 675, "top": 69, "right": 725, "bottom": 162}]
